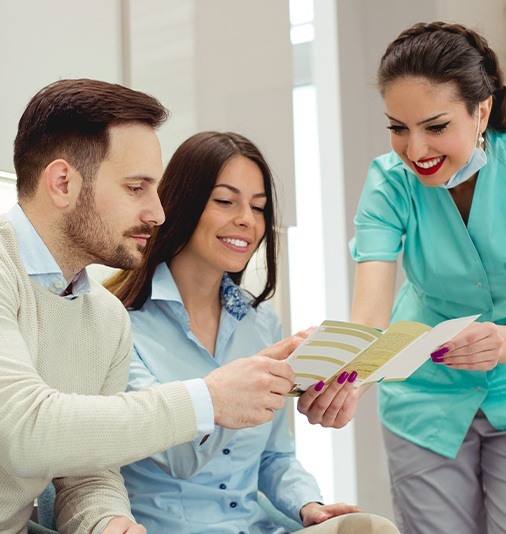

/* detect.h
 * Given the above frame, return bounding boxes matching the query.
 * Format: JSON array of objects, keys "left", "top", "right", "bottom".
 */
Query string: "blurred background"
[{"left": 1, "top": 0, "right": 505, "bottom": 520}]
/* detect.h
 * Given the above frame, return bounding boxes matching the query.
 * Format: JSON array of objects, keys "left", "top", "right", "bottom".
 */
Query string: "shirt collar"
[
  {"left": 5, "top": 203, "right": 90, "bottom": 297},
  {"left": 151, "top": 263, "right": 250, "bottom": 321}
]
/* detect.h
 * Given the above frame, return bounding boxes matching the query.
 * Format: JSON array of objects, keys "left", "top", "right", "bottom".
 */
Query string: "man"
[{"left": 1, "top": 79, "right": 354, "bottom": 534}]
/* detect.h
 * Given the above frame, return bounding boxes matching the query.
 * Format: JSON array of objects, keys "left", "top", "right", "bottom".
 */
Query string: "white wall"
[{"left": 0, "top": 0, "right": 124, "bottom": 173}]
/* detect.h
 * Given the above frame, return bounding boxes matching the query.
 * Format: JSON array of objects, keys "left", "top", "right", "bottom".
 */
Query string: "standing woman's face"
[
  {"left": 177, "top": 155, "right": 267, "bottom": 275},
  {"left": 383, "top": 76, "right": 491, "bottom": 187}
]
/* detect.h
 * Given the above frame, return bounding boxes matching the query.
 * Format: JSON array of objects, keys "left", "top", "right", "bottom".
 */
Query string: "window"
[{"left": 289, "top": 0, "right": 357, "bottom": 504}]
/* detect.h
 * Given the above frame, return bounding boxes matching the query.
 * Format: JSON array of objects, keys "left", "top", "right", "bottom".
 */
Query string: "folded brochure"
[{"left": 287, "top": 314, "right": 480, "bottom": 395}]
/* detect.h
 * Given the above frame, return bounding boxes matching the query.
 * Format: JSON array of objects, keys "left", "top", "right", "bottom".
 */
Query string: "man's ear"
[{"left": 43, "top": 159, "right": 82, "bottom": 209}]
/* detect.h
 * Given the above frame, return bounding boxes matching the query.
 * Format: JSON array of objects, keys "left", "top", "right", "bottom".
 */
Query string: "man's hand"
[
  {"left": 204, "top": 355, "right": 295, "bottom": 429},
  {"left": 300, "top": 501, "right": 361, "bottom": 526},
  {"left": 297, "top": 372, "right": 364, "bottom": 429},
  {"left": 103, "top": 516, "right": 146, "bottom": 533},
  {"left": 257, "top": 328, "right": 314, "bottom": 360}
]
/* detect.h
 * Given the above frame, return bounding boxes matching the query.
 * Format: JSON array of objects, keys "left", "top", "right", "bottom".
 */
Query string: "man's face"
[{"left": 64, "top": 123, "right": 165, "bottom": 270}]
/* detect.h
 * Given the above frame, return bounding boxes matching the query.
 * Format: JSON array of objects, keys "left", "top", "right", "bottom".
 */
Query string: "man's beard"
[{"left": 63, "top": 184, "right": 149, "bottom": 271}]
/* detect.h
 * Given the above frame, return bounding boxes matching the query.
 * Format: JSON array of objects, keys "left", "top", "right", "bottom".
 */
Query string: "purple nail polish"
[
  {"left": 314, "top": 380, "right": 325, "bottom": 392},
  {"left": 348, "top": 371, "right": 358, "bottom": 383},
  {"left": 431, "top": 347, "right": 449, "bottom": 358},
  {"left": 432, "top": 356, "right": 444, "bottom": 363},
  {"left": 337, "top": 372, "right": 349, "bottom": 384}
]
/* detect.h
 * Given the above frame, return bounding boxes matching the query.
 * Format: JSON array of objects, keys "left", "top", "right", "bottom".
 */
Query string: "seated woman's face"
[{"left": 180, "top": 155, "right": 267, "bottom": 274}]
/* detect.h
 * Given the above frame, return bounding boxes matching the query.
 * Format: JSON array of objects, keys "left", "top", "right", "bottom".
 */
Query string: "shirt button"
[
  {"left": 230, "top": 502, "right": 237, "bottom": 508},
  {"left": 223, "top": 448, "right": 230, "bottom": 455},
  {"left": 54, "top": 280, "right": 64, "bottom": 289},
  {"left": 219, "top": 483, "right": 227, "bottom": 489},
  {"left": 475, "top": 282, "right": 482, "bottom": 288}
]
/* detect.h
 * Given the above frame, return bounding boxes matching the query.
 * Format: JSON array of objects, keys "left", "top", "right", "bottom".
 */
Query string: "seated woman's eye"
[
  {"left": 386, "top": 125, "right": 406, "bottom": 135},
  {"left": 252, "top": 205, "right": 265, "bottom": 213},
  {"left": 214, "top": 198, "right": 232, "bottom": 205}
]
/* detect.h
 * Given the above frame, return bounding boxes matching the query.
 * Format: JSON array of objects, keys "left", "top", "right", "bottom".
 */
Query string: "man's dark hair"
[{"left": 14, "top": 78, "right": 169, "bottom": 199}]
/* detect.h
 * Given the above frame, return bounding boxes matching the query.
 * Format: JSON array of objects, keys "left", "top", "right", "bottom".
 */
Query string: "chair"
[
  {"left": 37, "top": 484, "right": 57, "bottom": 531},
  {"left": 27, "top": 519, "right": 58, "bottom": 534}
]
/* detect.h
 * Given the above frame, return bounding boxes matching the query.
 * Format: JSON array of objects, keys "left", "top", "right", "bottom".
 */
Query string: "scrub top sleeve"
[{"left": 350, "top": 157, "right": 411, "bottom": 262}]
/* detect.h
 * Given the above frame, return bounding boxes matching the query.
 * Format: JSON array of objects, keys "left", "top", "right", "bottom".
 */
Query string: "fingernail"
[
  {"left": 314, "top": 380, "right": 325, "bottom": 392},
  {"left": 348, "top": 371, "right": 358, "bottom": 383},
  {"left": 337, "top": 372, "right": 349, "bottom": 384},
  {"left": 431, "top": 347, "right": 449, "bottom": 358},
  {"left": 432, "top": 356, "right": 444, "bottom": 363}
]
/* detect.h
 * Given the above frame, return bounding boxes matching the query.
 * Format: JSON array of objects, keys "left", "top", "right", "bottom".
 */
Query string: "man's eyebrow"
[
  {"left": 123, "top": 176, "right": 158, "bottom": 184},
  {"left": 213, "top": 184, "right": 266, "bottom": 198},
  {"left": 385, "top": 112, "right": 449, "bottom": 126}
]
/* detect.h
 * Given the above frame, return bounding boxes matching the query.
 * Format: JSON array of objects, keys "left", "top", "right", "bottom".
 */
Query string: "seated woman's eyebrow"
[{"left": 214, "top": 184, "right": 266, "bottom": 197}]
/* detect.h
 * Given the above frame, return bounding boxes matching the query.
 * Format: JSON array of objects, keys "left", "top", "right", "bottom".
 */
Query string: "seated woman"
[{"left": 106, "top": 131, "right": 399, "bottom": 533}]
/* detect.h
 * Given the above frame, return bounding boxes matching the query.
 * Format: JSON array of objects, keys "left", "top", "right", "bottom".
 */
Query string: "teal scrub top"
[{"left": 349, "top": 129, "right": 506, "bottom": 458}]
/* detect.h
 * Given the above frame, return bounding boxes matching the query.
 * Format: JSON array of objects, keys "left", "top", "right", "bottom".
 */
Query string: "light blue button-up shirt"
[
  {"left": 122, "top": 263, "right": 322, "bottom": 533},
  {"left": 6, "top": 203, "right": 90, "bottom": 298},
  {"left": 350, "top": 129, "right": 506, "bottom": 459},
  {"left": 5, "top": 204, "right": 214, "bottom": 435}
]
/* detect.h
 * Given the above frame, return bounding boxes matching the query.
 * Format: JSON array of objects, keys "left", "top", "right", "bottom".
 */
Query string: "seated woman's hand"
[
  {"left": 300, "top": 501, "right": 361, "bottom": 526},
  {"left": 296, "top": 371, "right": 359, "bottom": 429},
  {"left": 430, "top": 322, "right": 504, "bottom": 370}
]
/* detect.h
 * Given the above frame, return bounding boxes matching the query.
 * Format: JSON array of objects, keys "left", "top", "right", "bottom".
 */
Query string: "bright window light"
[
  {"left": 290, "top": 23, "right": 315, "bottom": 45},
  {"left": 289, "top": 0, "right": 314, "bottom": 26}
]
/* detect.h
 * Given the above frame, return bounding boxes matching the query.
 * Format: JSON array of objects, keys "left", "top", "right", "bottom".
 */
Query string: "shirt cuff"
[{"left": 184, "top": 378, "right": 215, "bottom": 435}]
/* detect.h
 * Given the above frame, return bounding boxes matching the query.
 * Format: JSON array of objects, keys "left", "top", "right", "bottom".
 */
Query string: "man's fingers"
[
  {"left": 265, "top": 358, "right": 295, "bottom": 384},
  {"left": 259, "top": 328, "right": 315, "bottom": 360},
  {"left": 205, "top": 356, "right": 294, "bottom": 429}
]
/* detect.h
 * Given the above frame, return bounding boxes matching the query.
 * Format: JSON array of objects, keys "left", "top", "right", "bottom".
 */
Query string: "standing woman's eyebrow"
[{"left": 385, "top": 112, "right": 449, "bottom": 126}]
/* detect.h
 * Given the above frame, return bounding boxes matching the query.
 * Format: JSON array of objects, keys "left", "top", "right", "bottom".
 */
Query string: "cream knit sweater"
[{"left": 0, "top": 217, "right": 198, "bottom": 534}]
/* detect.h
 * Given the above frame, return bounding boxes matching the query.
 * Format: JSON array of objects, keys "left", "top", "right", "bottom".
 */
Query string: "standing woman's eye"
[
  {"left": 427, "top": 121, "right": 450, "bottom": 135},
  {"left": 214, "top": 198, "right": 233, "bottom": 206}
]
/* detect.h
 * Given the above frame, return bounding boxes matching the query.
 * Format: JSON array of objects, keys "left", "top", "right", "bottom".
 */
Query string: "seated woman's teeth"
[{"left": 221, "top": 237, "right": 247, "bottom": 247}]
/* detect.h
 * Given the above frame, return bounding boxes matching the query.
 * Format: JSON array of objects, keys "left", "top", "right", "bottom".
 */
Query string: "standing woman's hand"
[{"left": 431, "top": 322, "right": 505, "bottom": 370}]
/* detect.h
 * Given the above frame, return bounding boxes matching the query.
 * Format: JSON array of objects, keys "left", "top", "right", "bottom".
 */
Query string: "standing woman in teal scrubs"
[{"left": 349, "top": 22, "right": 506, "bottom": 534}]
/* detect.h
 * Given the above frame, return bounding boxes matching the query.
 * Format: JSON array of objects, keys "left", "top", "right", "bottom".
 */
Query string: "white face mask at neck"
[{"left": 439, "top": 109, "right": 487, "bottom": 189}]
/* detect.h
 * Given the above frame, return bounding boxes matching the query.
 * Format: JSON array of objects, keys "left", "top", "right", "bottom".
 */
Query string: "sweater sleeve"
[
  {"left": 51, "top": 320, "right": 135, "bottom": 533},
  {"left": 0, "top": 271, "right": 198, "bottom": 480},
  {"left": 53, "top": 469, "right": 134, "bottom": 534}
]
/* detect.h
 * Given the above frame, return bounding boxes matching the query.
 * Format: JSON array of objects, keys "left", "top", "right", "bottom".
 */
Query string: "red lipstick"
[{"left": 412, "top": 156, "right": 446, "bottom": 176}]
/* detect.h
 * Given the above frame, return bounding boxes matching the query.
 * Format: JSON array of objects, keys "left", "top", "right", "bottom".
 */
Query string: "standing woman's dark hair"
[
  {"left": 106, "top": 131, "right": 278, "bottom": 309},
  {"left": 377, "top": 21, "right": 506, "bottom": 132}
]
